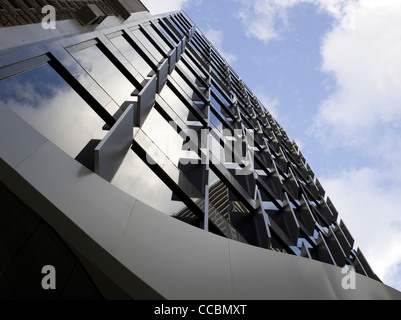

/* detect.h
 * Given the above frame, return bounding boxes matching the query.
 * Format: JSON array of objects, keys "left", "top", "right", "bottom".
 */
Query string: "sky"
[{"left": 142, "top": 0, "right": 401, "bottom": 291}]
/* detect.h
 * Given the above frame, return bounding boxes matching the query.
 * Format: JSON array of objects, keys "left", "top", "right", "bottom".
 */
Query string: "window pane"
[
  {"left": 141, "top": 107, "right": 184, "bottom": 165},
  {"left": 72, "top": 45, "right": 135, "bottom": 106},
  {"left": 131, "top": 29, "right": 164, "bottom": 63},
  {"left": 170, "top": 69, "right": 201, "bottom": 101},
  {"left": 153, "top": 22, "right": 177, "bottom": 46},
  {"left": 0, "top": 64, "right": 107, "bottom": 158},
  {"left": 111, "top": 148, "right": 186, "bottom": 216},
  {"left": 109, "top": 35, "right": 153, "bottom": 79},
  {"left": 159, "top": 85, "right": 195, "bottom": 122},
  {"left": 144, "top": 25, "right": 171, "bottom": 53}
]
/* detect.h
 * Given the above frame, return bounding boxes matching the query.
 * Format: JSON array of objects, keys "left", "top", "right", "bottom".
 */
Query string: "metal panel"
[
  {"left": 176, "top": 41, "right": 183, "bottom": 61},
  {"left": 0, "top": 143, "right": 161, "bottom": 299},
  {"left": 327, "top": 226, "right": 347, "bottom": 267},
  {"left": 169, "top": 47, "right": 177, "bottom": 74},
  {"left": 230, "top": 239, "right": 401, "bottom": 300},
  {"left": 12, "top": 141, "right": 136, "bottom": 256},
  {"left": 294, "top": 194, "right": 316, "bottom": 236},
  {"left": 0, "top": 54, "right": 50, "bottom": 80},
  {"left": 182, "top": 36, "right": 187, "bottom": 53},
  {"left": 116, "top": 200, "right": 233, "bottom": 300},
  {"left": 95, "top": 104, "right": 134, "bottom": 182},
  {"left": 137, "top": 75, "right": 157, "bottom": 126},
  {"left": 229, "top": 239, "right": 336, "bottom": 300},
  {"left": 0, "top": 102, "right": 48, "bottom": 168},
  {"left": 156, "top": 59, "right": 168, "bottom": 93}
]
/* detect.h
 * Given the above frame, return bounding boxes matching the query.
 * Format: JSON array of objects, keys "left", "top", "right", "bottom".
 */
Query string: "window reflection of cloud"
[
  {"left": 72, "top": 46, "right": 135, "bottom": 107},
  {"left": 0, "top": 65, "right": 106, "bottom": 158},
  {"left": 132, "top": 30, "right": 163, "bottom": 63},
  {"left": 109, "top": 36, "right": 153, "bottom": 79},
  {"left": 112, "top": 149, "right": 184, "bottom": 216},
  {"left": 1, "top": 66, "right": 65, "bottom": 108},
  {"left": 141, "top": 108, "right": 184, "bottom": 166},
  {"left": 159, "top": 85, "right": 191, "bottom": 123}
]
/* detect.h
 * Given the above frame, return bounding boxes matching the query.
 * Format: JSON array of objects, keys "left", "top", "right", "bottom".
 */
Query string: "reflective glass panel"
[
  {"left": 141, "top": 107, "right": 184, "bottom": 165},
  {"left": 0, "top": 64, "right": 107, "bottom": 158},
  {"left": 131, "top": 29, "right": 164, "bottom": 63},
  {"left": 170, "top": 69, "right": 201, "bottom": 101},
  {"left": 159, "top": 85, "right": 194, "bottom": 122},
  {"left": 182, "top": 53, "right": 208, "bottom": 80},
  {"left": 212, "top": 82, "right": 231, "bottom": 107},
  {"left": 144, "top": 26, "right": 171, "bottom": 53},
  {"left": 153, "top": 22, "right": 177, "bottom": 46},
  {"left": 109, "top": 35, "right": 153, "bottom": 78},
  {"left": 176, "top": 60, "right": 198, "bottom": 84},
  {"left": 111, "top": 146, "right": 186, "bottom": 216},
  {"left": 72, "top": 45, "right": 135, "bottom": 106}
]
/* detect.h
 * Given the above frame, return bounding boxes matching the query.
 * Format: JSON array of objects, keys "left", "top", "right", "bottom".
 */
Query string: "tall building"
[{"left": 0, "top": 0, "right": 400, "bottom": 300}]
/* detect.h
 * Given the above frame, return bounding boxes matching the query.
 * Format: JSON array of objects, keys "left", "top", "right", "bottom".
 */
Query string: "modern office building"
[{"left": 0, "top": 0, "right": 400, "bottom": 299}]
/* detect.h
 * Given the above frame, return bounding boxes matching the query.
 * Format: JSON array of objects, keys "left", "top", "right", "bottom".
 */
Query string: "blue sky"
[{"left": 142, "top": 0, "right": 401, "bottom": 291}]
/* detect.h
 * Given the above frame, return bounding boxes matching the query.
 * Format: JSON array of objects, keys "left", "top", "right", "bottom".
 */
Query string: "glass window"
[
  {"left": 144, "top": 26, "right": 171, "bottom": 54},
  {"left": 172, "top": 16, "right": 189, "bottom": 34},
  {"left": 153, "top": 22, "right": 177, "bottom": 46},
  {"left": 210, "top": 107, "right": 224, "bottom": 133},
  {"left": 157, "top": 20, "right": 180, "bottom": 45},
  {"left": 176, "top": 60, "right": 198, "bottom": 84},
  {"left": 166, "top": 17, "right": 184, "bottom": 37},
  {"left": 131, "top": 29, "right": 164, "bottom": 63},
  {"left": 211, "top": 81, "right": 231, "bottom": 107},
  {"left": 170, "top": 69, "right": 201, "bottom": 102},
  {"left": 182, "top": 53, "right": 208, "bottom": 81},
  {"left": 141, "top": 107, "right": 184, "bottom": 165},
  {"left": 175, "top": 14, "right": 191, "bottom": 30},
  {"left": 72, "top": 45, "right": 135, "bottom": 107},
  {"left": 111, "top": 147, "right": 186, "bottom": 216},
  {"left": 191, "top": 40, "right": 208, "bottom": 62},
  {"left": 159, "top": 85, "right": 207, "bottom": 122},
  {"left": 109, "top": 35, "right": 153, "bottom": 79},
  {"left": 127, "top": 127, "right": 204, "bottom": 216},
  {"left": 0, "top": 64, "right": 107, "bottom": 158}
]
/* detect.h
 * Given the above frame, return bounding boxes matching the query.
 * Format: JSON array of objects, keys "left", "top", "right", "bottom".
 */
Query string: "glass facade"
[
  {"left": 0, "top": 7, "right": 380, "bottom": 296},
  {"left": 0, "top": 63, "right": 107, "bottom": 159}
]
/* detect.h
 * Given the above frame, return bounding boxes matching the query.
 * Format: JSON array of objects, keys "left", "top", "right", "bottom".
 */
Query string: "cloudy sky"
[{"left": 142, "top": 0, "right": 401, "bottom": 291}]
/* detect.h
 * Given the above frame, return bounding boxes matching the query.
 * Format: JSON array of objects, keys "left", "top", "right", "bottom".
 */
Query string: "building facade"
[
  {"left": 0, "top": 0, "right": 148, "bottom": 26},
  {"left": 0, "top": 1, "right": 400, "bottom": 299}
]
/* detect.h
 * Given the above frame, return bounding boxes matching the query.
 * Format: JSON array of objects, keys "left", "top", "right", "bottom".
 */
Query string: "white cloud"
[
  {"left": 141, "top": 0, "right": 193, "bottom": 14},
  {"left": 314, "top": 0, "right": 401, "bottom": 146},
  {"left": 234, "top": 0, "right": 293, "bottom": 43},
  {"left": 2, "top": 80, "right": 107, "bottom": 159},
  {"left": 234, "top": 0, "right": 355, "bottom": 44},
  {"left": 204, "top": 28, "right": 238, "bottom": 64}
]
